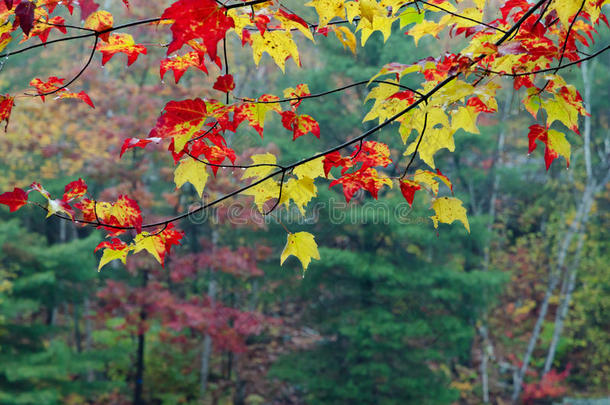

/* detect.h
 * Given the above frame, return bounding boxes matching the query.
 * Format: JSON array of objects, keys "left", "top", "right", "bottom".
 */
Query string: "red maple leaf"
[
  {"left": 280, "top": 111, "right": 320, "bottom": 140},
  {"left": 30, "top": 76, "right": 64, "bottom": 101},
  {"left": 149, "top": 98, "right": 208, "bottom": 140},
  {"left": 399, "top": 180, "right": 421, "bottom": 206},
  {"left": 160, "top": 51, "right": 207, "bottom": 84},
  {"left": 212, "top": 74, "right": 235, "bottom": 93},
  {"left": 96, "top": 34, "right": 147, "bottom": 66},
  {"left": 15, "top": 1, "right": 35, "bottom": 36},
  {"left": 0, "top": 187, "right": 29, "bottom": 212},
  {"left": 79, "top": 0, "right": 99, "bottom": 20},
  {"left": 161, "top": 0, "right": 234, "bottom": 60},
  {"left": 0, "top": 94, "right": 14, "bottom": 131},
  {"left": 63, "top": 178, "right": 88, "bottom": 202}
]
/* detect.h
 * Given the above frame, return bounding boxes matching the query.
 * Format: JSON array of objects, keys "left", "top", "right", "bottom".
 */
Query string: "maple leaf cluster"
[{"left": 0, "top": 0, "right": 606, "bottom": 271}]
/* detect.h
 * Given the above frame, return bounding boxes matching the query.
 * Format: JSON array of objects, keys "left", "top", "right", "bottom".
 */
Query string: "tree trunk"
[
  {"left": 73, "top": 301, "right": 82, "bottom": 353},
  {"left": 512, "top": 60, "right": 608, "bottom": 402},
  {"left": 134, "top": 270, "right": 149, "bottom": 405},
  {"left": 480, "top": 88, "right": 513, "bottom": 403},
  {"left": 200, "top": 273, "right": 217, "bottom": 399},
  {"left": 84, "top": 297, "right": 95, "bottom": 382}
]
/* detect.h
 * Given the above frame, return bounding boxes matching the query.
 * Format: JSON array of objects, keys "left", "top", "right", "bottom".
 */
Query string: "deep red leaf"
[
  {"left": 15, "top": 1, "right": 35, "bottom": 36},
  {"left": 212, "top": 74, "right": 235, "bottom": 93},
  {"left": 0, "top": 187, "right": 29, "bottom": 212}
]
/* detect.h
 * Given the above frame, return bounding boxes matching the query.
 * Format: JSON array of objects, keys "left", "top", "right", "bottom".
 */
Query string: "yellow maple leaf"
[
  {"left": 293, "top": 157, "right": 325, "bottom": 180},
  {"left": 413, "top": 169, "right": 452, "bottom": 195},
  {"left": 545, "top": 95, "right": 580, "bottom": 132},
  {"left": 251, "top": 30, "right": 300, "bottom": 72},
  {"left": 451, "top": 106, "right": 480, "bottom": 134},
  {"left": 174, "top": 157, "right": 209, "bottom": 198},
  {"left": 280, "top": 231, "right": 320, "bottom": 271},
  {"left": 277, "top": 11, "right": 314, "bottom": 41},
  {"left": 547, "top": 129, "right": 571, "bottom": 167},
  {"left": 333, "top": 26, "right": 357, "bottom": 54},
  {"left": 305, "top": 0, "right": 346, "bottom": 27},
  {"left": 133, "top": 232, "right": 164, "bottom": 264},
  {"left": 242, "top": 153, "right": 277, "bottom": 180},
  {"left": 280, "top": 177, "right": 317, "bottom": 215},
  {"left": 357, "top": 14, "right": 397, "bottom": 45},
  {"left": 399, "top": 8, "right": 424, "bottom": 28},
  {"left": 404, "top": 127, "right": 455, "bottom": 169},
  {"left": 243, "top": 178, "right": 281, "bottom": 212},
  {"left": 552, "top": 1, "right": 582, "bottom": 27},
  {"left": 430, "top": 197, "right": 470, "bottom": 232},
  {"left": 407, "top": 20, "right": 443, "bottom": 46},
  {"left": 363, "top": 79, "right": 408, "bottom": 123},
  {"left": 399, "top": 106, "right": 449, "bottom": 144},
  {"left": 98, "top": 246, "right": 130, "bottom": 270}
]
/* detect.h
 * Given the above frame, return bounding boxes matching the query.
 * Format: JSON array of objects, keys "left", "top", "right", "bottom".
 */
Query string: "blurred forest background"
[{"left": 0, "top": 0, "right": 608, "bottom": 404}]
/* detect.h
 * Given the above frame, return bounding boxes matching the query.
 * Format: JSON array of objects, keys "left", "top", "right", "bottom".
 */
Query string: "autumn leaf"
[
  {"left": 330, "top": 167, "right": 392, "bottom": 203},
  {"left": 95, "top": 238, "right": 131, "bottom": 270},
  {"left": 399, "top": 180, "right": 421, "bottom": 206},
  {"left": 430, "top": 197, "right": 470, "bottom": 232},
  {"left": 63, "top": 178, "right": 88, "bottom": 202},
  {"left": 234, "top": 95, "right": 280, "bottom": 137},
  {"left": 528, "top": 125, "right": 571, "bottom": 170},
  {"left": 120, "top": 137, "right": 162, "bottom": 157},
  {"left": 79, "top": 0, "right": 99, "bottom": 20},
  {"left": 56, "top": 91, "right": 95, "bottom": 108},
  {"left": 0, "top": 187, "right": 29, "bottom": 212},
  {"left": 0, "top": 94, "right": 14, "bottom": 131},
  {"left": 161, "top": 0, "right": 234, "bottom": 59},
  {"left": 251, "top": 30, "right": 300, "bottom": 72},
  {"left": 406, "top": 20, "right": 443, "bottom": 46},
  {"left": 243, "top": 178, "right": 281, "bottom": 212},
  {"left": 280, "top": 111, "right": 321, "bottom": 140},
  {"left": 160, "top": 51, "right": 207, "bottom": 83},
  {"left": 15, "top": 1, "right": 35, "bottom": 35},
  {"left": 280, "top": 231, "right": 320, "bottom": 271},
  {"left": 30, "top": 77, "right": 64, "bottom": 101},
  {"left": 96, "top": 33, "right": 147, "bottom": 66},
  {"left": 149, "top": 98, "right": 208, "bottom": 152},
  {"left": 76, "top": 195, "right": 142, "bottom": 234},
  {"left": 305, "top": 0, "right": 346, "bottom": 27},
  {"left": 333, "top": 26, "right": 357, "bottom": 54},
  {"left": 293, "top": 157, "right": 325, "bottom": 180},
  {"left": 280, "top": 177, "right": 318, "bottom": 215},
  {"left": 174, "top": 157, "right": 209, "bottom": 198},
  {"left": 213, "top": 74, "right": 235, "bottom": 93},
  {"left": 241, "top": 153, "right": 277, "bottom": 180},
  {"left": 133, "top": 224, "right": 183, "bottom": 267},
  {"left": 84, "top": 10, "right": 113, "bottom": 42}
]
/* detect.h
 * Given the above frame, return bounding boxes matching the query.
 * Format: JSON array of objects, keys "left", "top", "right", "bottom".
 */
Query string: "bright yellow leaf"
[
  {"left": 333, "top": 26, "right": 357, "bottom": 54},
  {"left": 280, "top": 231, "right": 320, "bottom": 271},
  {"left": 280, "top": 177, "right": 317, "bottom": 215},
  {"left": 305, "top": 0, "right": 346, "bottom": 27},
  {"left": 407, "top": 20, "right": 443, "bottom": 46},
  {"left": 552, "top": 1, "right": 582, "bottom": 27},
  {"left": 243, "top": 178, "right": 281, "bottom": 212},
  {"left": 545, "top": 95, "right": 580, "bottom": 132},
  {"left": 133, "top": 232, "right": 164, "bottom": 264},
  {"left": 242, "top": 153, "right": 277, "bottom": 180},
  {"left": 451, "top": 106, "right": 480, "bottom": 134},
  {"left": 293, "top": 157, "right": 325, "bottom": 180},
  {"left": 174, "top": 157, "right": 209, "bottom": 198},
  {"left": 251, "top": 31, "right": 300, "bottom": 72},
  {"left": 98, "top": 246, "right": 130, "bottom": 270},
  {"left": 413, "top": 169, "right": 452, "bottom": 195},
  {"left": 547, "top": 129, "right": 571, "bottom": 167},
  {"left": 430, "top": 197, "right": 470, "bottom": 232}
]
